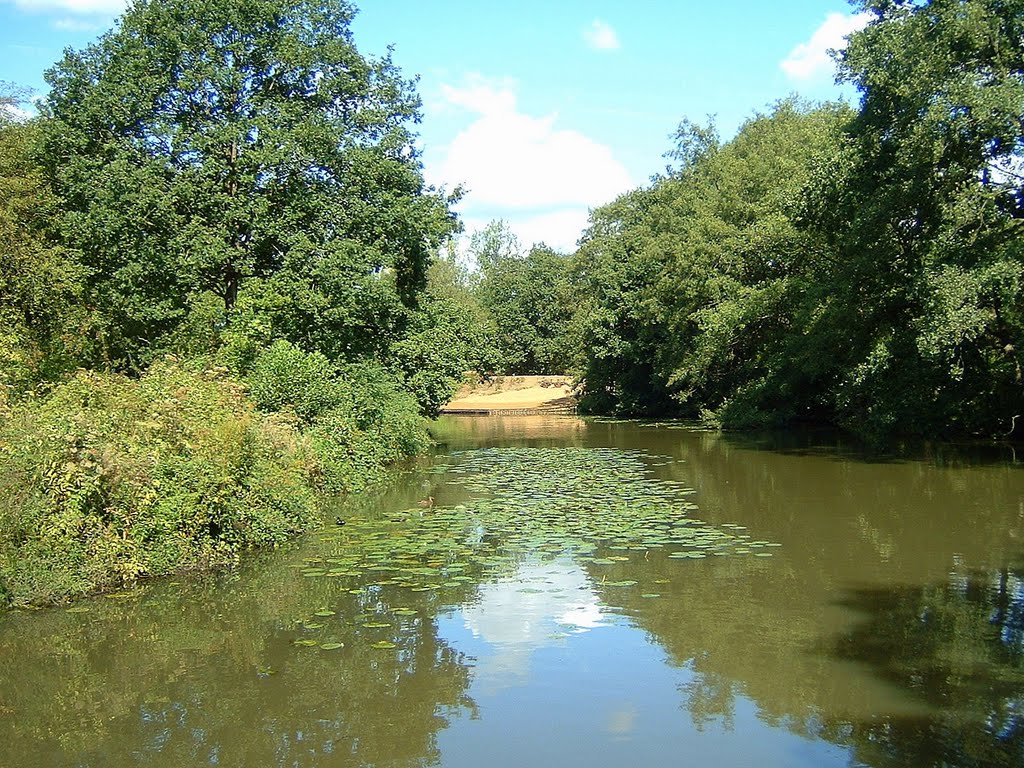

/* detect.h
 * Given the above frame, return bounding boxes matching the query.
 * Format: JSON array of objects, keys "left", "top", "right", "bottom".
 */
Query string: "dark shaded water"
[{"left": 1, "top": 416, "right": 1022, "bottom": 767}]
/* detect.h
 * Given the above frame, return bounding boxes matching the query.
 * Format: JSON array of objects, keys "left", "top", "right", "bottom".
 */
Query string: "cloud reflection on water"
[{"left": 460, "top": 555, "right": 606, "bottom": 688}]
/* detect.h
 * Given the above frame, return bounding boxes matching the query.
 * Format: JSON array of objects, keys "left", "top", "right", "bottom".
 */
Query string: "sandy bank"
[{"left": 441, "top": 375, "right": 576, "bottom": 413}]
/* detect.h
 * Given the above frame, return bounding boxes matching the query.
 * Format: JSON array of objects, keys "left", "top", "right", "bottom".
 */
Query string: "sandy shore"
[{"left": 441, "top": 375, "right": 575, "bottom": 413}]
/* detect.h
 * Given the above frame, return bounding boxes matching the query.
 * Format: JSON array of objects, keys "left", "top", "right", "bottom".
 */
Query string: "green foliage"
[
  {"left": 573, "top": 101, "right": 849, "bottom": 420},
  {"left": 472, "top": 221, "right": 577, "bottom": 375},
  {"left": 244, "top": 341, "right": 342, "bottom": 423},
  {"left": 0, "top": 4, "right": 459, "bottom": 608},
  {"left": 243, "top": 340, "right": 430, "bottom": 493},
  {"left": 389, "top": 304, "right": 479, "bottom": 418},
  {"left": 571, "top": 0, "right": 1024, "bottom": 440},
  {"left": 387, "top": 245, "right": 501, "bottom": 416},
  {"left": 662, "top": 101, "right": 851, "bottom": 426},
  {"left": 0, "top": 114, "right": 91, "bottom": 393},
  {"left": 423, "top": 243, "right": 502, "bottom": 374},
  {"left": 468, "top": 218, "right": 522, "bottom": 274},
  {"left": 569, "top": 186, "right": 678, "bottom": 416},
  {"left": 808, "top": 0, "right": 1024, "bottom": 437},
  {"left": 41, "top": 0, "right": 457, "bottom": 369},
  {"left": 664, "top": 116, "right": 720, "bottom": 176},
  {"left": 0, "top": 339, "right": 431, "bottom": 606},
  {"left": 301, "top": 363, "right": 430, "bottom": 494},
  {"left": 223, "top": 237, "right": 417, "bottom": 364},
  {"left": 0, "top": 360, "right": 318, "bottom": 606}
]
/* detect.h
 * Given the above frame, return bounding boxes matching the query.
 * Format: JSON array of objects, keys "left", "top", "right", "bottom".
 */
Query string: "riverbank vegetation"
[
  {"left": 0, "top": 0, "right": 462, "bottom": 606},
  {"left": 1, "top": 0, "right": 1021, "bottom": 605},
  {"left": 458, "top": 0, "right": 1024, "bottom": 441}
]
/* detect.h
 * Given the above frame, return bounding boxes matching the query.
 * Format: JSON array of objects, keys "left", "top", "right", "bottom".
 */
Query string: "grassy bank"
[{"left": 0, "top": 346, "right": 430, "bottom": 608}]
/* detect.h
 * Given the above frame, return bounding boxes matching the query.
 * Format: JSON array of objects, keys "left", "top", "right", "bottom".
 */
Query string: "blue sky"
[{"left": 0, "top": 0, "right": 869, "bottom": 251}]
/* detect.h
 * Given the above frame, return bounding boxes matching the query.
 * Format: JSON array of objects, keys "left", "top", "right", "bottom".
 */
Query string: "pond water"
[{"left": 1, "top": 415, "right": 1022, "bottom": 767}]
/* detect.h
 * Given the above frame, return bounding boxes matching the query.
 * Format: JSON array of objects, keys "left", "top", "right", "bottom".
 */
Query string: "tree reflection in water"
[
  {"left": 0, "top": 550, "right": 476, "bottom": 768},
  {"left": 593, "top": 547, "right": 1024, "bottom": 768},
  {"left": 831, "top": 564, "right": 1024, "bottom": 768}
]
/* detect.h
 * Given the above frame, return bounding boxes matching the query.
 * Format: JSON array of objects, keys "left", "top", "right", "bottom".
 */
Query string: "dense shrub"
[
  {"left": 0, "top": 341, "right": 433, "bottom": 607},
  {"left": 244, "top": 341, "right": 431, "bottom": 494},
  {"left": 0, "top": 360, "right": 318, "bottom": 606},
  {"left": 244, "top": 340, "right": 343, "bottom": 423}
]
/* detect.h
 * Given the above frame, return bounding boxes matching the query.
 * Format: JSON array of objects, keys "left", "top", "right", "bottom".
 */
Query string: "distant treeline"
[{"left": 455, "top": 0, "right": 1024, "bottom": 441}]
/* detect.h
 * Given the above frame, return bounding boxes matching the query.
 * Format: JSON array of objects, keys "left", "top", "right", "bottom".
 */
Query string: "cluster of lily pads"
[
  {"left": 287, "top": 446, "right": 780, "bottom": 651},
  {"left": 443, "top": 446, "right": 774, "bottom": 558}
]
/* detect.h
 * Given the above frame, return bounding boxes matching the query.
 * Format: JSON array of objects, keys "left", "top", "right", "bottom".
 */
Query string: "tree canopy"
[
  {"left": 42, "top": 0, "right": 457, "bottom": 369},
  {"left": 804, "top": 0, "right": 1024, "bottom": 436},
  {"left": 2, "top": 0, "right": 1021, "bottom": 445},
  {"left": 470, "top": 222, "right": 576, "bottom": 375},
  {"left": 571, "top": 99, "right": 851, "bottom": 421},
  {"left": 565, "top": 0, "right": 1024, "bottom": 439}
]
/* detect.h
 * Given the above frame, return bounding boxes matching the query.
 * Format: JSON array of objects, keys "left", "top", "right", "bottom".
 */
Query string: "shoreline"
[{"left": 440, "top": 375, "right": 577, "bottom": 415}]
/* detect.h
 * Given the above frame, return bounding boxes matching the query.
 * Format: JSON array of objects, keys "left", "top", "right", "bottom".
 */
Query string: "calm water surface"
[{"left": 1, "top": 416, "right": 1022, "bottom": 767}]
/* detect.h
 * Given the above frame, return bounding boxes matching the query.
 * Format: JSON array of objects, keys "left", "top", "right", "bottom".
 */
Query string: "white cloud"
[
  {"left": 781, "top": 12, "right": 872, "bottom": 81},
  {"left": 513, "top": 210, "right": 593, "bottom": 253},
  {"left": 428, "top": 74, "right": 633, "bottom": 252},
  {"left": 439, "top": 76, "right": 518, "bottom": 115},
  {"left": 430, "top": 75, "right": 632, "bottom": 211},
  {"left": 461, "top": 557, "right": 606, "bottom": 689},
  {"left": 455, "top": 210, "right": 593, "bottom": 257},
  {"left": 582, "top": 19, "right": 620, "bottom": 51},
  {"left": 53, "top": 16, "right": 103, "bottom": 30},
  {"left": 1, "top": 103, "right": 34, "bottom": 121},
  {"left": 6, "top": 0, "right": 125, "bottom": 15}
]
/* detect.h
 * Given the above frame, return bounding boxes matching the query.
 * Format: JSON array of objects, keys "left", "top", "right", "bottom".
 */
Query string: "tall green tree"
[
  {"left": 467, "top": 218, "right": 522, "bottom": 274},
  {"left": 573, "top": 1, "right": 1024, "bottom": 439},
  {"left": 806, "top": 0, "right": 1024, "bottom": 437},
  {"left": 473, "top": 224, "right": 576, "bottom": 375},
  {"left": 656, "top": 100, "right": 850, "bottom": 426},
  {"left": 570, "top": 185, "right": 677, "bottom": 414},
  {"left": 0, "top": 102, "right": 89, "bottom": 395},
  {"left": 42, "top": 0, "right": 457, "bottom": 369},
  {"left": 389, "top": 245, "right": 500, "bottom": 416},
  {"left": 572, "top": 101, "right": 850, "bottom": 420}
]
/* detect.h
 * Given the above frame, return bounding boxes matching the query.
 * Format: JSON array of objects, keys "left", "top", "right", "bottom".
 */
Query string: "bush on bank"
[
  {"left": 242, "top": 340, "right": 431, "bottom": 494},
  {"left": 0, "top": 352, "right": 430, "bottom": 607}
]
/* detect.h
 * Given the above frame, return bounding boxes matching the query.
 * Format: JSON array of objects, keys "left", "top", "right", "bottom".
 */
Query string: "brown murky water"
[{"left": 1, "top": 416, "right": 1021, "bottom": 767}]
